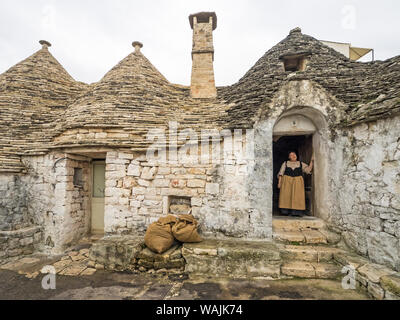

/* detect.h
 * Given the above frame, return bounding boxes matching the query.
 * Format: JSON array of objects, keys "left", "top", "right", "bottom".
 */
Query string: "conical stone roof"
[
  {"left": 1, "top": 30, "right": 400, "bottom": 172},
  {"left": 219, "top": 28, "right": 400, "bottom": 128},
  {"left": 0, "top": 42, "right": 88, "bottom": 172},
  {"left": 54, "top": 45, "right": 227, "bottom": 151}
]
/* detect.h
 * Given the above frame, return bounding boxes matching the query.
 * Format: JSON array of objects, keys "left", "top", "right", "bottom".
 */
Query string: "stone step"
[
  {"left": 273, "top": 229, "right": 328, "bottom": 244},
  {"left": 272, "top": 216, "right": 326, "bottom": 231},
  {"left": 281, "top": 261, "right": 342, "bottom": 279},
  {"left": 182, "top": 239, "right": 282, "bottom": 279},
  {"left": 280, "top": 244, "right": 344, "bottom": 262}
]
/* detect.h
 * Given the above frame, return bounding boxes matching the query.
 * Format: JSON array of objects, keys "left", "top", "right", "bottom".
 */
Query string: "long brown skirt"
[{"left": 279, "top": 175, "right": 306, "bottom": 210}]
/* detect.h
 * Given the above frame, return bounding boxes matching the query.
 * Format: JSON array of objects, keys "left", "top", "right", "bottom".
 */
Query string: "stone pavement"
[
  {"left": 0, "top": 233, "right": 398, "bottom": 300},
  {"left": 0, "top": 243, "right": 96, "bottom": 279},
  {"left": 0, "top": 267, "right": 370, "bottom": 300}
]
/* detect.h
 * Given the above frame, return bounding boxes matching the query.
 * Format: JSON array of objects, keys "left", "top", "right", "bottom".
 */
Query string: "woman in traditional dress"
[{"left": 277, "top": 151, "right": 314, "bottom": 217}]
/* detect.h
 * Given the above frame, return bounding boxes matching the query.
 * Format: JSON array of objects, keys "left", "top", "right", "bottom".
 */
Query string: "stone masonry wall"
[
  {"left": 329, "top": 115, "right": 400, "bottom": 271},
  {"left": 0, "top": 226, "right": 42, "bottom": 261},
  {"left": 104, "top": 141, "right": 271, "bottom": 239},
  {"left": 1, "top": 152, "right": 91, "bottom": 257},
  {"left": 104, "top": 150, "right": 214, "bottom": 235},
  {"left": 59, "top": 157, "right": 91, "bottom": 249},
  {"left": 0, "top": 175, "right": 33, "bottom": 231}
]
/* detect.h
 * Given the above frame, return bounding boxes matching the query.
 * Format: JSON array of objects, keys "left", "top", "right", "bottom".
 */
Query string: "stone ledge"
[
  {"left": 0, "top": 226, "right": 43, "bottom": 262},
  {"left": 182, "top": 239, "right": 282, "bottom": 279},
  {"left": 0, "top": 225, "right": 42, "bottom": 237},
  {"left": 88, "top": 235, "right": 184, "bottom": 273}
]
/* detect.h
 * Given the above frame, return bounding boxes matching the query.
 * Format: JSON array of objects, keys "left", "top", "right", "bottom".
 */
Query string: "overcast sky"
[{"left": 0, "top": 0, "right": 399, "bottom": 86}]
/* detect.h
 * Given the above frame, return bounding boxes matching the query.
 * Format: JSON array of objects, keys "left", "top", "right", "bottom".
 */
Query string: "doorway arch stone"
[
  {"left": 251, "top": 80, "right": 341, "bottom": 228},
  {"left": 272, "top": 107, "right": 329, "bottom": 220}
]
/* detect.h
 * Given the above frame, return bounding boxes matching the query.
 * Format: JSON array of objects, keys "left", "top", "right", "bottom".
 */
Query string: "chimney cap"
[
  {"left": 39, "top": 40, "right": 52, "bottom": 49},
  {"left": 189, "top": 12, "right": 217, "bottom": 30},
  {"left": 132, "top": 41, "right": 143, "bottom": 53}
]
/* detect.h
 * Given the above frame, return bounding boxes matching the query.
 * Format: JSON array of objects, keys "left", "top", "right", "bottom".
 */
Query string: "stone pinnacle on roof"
[
  {"left": 39, "top": 40, "right": 52, "bottom": 49},
  {"left": 132, "top": 41, "right": 143, "bottom": 53},
  {"left": 289, "top": 27, "right": 302, "bottom": 35}
]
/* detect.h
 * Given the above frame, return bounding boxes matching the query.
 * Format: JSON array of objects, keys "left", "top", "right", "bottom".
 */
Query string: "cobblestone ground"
[{"left": 0, "top": 243, "right": 370, "bottom": 300}]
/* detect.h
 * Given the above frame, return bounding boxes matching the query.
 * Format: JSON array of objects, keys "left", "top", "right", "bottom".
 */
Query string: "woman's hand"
[{"left": 278, "top": 176, "right": 282, "bottom": 189}]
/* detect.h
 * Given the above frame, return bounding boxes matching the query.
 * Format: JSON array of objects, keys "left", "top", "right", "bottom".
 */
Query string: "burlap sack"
[
  {"left": 144, "top": 215, "right": 178, "bottom": 254},
  {"left": 172, "top": 214, "right": 202, "bottom": 243}
]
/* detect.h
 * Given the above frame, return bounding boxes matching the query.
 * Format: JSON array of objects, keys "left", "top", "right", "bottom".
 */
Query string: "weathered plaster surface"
[{"left": 331, "top": 117, "right": 400, "bottom": 271}]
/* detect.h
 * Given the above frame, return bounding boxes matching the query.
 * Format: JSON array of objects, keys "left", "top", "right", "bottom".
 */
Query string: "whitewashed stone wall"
[
  {"left": 104, "top": 142, "right": 272, "bottom": 239},
  {"left": 104, "top": 151, "right": 213, "bottom": 234},
  {"left": 0, "top": 153, "right": 91, "bottom": 257},
  {"left": 57, "top": 157, "right": 91, "bottom": 250},
  {"left": 330, "top": 116, "right": 400, "bottom": 271}
]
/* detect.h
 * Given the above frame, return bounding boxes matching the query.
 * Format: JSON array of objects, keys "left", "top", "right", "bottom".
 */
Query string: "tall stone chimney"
[{"left": 189, "top": 12, "right": 217, "bottom": 99}]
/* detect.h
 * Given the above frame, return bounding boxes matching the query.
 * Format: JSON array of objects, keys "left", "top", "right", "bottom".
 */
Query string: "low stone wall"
[
  {"left": 0, "top": 226, "right": 42, "bottom": 261},
  {"left": 88, "top": 235, "right": 185, "bottom": 273},
  {"left": 0, "top": 175, "right": 33, "bottom": 231},
  {"left": 334, "top": 250, "right": 400, "bottom": 300}
]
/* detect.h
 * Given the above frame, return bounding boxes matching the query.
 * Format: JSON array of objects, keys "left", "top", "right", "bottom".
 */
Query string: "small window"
[
  {"left": 280, "top": 53, "right": 309, "bottom": 72},
  {"left": 169, "top": 196, "right": 192, "bottom": 215},
  {"left": 73, "top": 168, "right": 83, "bottom": 187}
]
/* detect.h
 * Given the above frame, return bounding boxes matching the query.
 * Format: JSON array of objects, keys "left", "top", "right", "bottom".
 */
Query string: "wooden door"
[{"left": 91, "top": 160, "right": 105, "bottom": 234}]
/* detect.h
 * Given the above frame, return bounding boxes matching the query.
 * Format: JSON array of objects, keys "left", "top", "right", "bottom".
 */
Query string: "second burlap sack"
[
  {"left": 144, "top": 215, "right": 178, "bottom": 254},
  {"left": 172, "top": 214, "right": 202, "bottom": 243}
]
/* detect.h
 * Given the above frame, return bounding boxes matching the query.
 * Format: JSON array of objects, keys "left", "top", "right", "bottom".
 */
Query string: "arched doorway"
[
  {"left": 272, "top": 110, "right": 327, "bottom": 219},
  {"left": 273, "top": 135, "right": 314, "bottom": 216}
]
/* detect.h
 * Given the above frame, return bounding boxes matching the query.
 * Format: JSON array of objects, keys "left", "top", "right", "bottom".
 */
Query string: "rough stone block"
[
  {"left": 205, "top": 183, "right": 219, "bottom": 195},
  {"left": 19, "top": 237, "right": 33, "bottom": 246},
  {"left": 384, "top": 290, "right": 400, "bottom": 300},
  {"left": 281, "top": 261, "right": 316, "bottom": 278},
  {"left": 154, "top": 258, "right": 185, "bottom": 270},
  {"left": 127, "top": 164, "right": 141, "bottom": 176},
  {"left": 312, "top": 262, "right": 342, "bottom": 279},
  {"left": 281, "top": 245, "right": 318, "bottom": 262},
  {"left": 368, "top": 281, "right": 385, "bottom": 300},
  {"left": 191, "top": 197, "right": 203, "bottom": 207},
  {"left": 302, "top": 230, "right": 327, "bottom": 244},
  {"left": 183, "top": 239, "right": 281, "bottom": 279},
  {"left": 89, "top": 235, "right": 144, "bottom": 269},
  {"left": 141, "top": 167, "right": 157, "bottom": 180},
  {"left": 273, "top": 230, "right": 305, "bottom": 243},
  {"left": 333, "top": 251, "right": 370, "bottom": 269},
  {"left": 358, "top": 263, "right": 397, "bottom": 284},
  {"left": 123, "top": 176, "right": 137, "bottom": 188},
  {"left": 187, "top": 179, "right": 206, "bottom": 188},
  {"left": 272, "top": 217, "right": 325, "bottom": 231},
  {"left": 153, "top": 179, "right": 170, "bottom": 188},
  {"left": 380, "top": 273, "right": 400, "bottom": 296}
]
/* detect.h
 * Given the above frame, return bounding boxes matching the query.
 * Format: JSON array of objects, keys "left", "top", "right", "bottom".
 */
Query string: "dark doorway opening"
[{"left": 273, "top": 134, "right": 313, "bottom": 216}]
